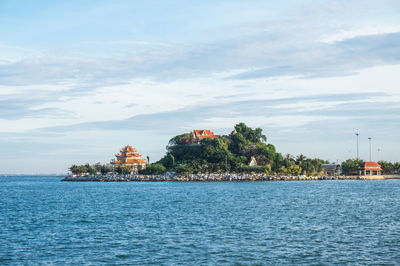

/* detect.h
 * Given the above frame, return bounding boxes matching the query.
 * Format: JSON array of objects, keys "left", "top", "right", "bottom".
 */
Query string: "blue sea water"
[{"left": 1, "top": 177, "right": 400, "bottom": 265}]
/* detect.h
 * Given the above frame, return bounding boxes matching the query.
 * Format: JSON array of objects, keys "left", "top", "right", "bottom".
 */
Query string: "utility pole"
[
  {"left": 355, "top": 132, "right": 360, "bottom": 160},
  {"left": 368, "top": 137, "right": 372, "bottom": 161}
]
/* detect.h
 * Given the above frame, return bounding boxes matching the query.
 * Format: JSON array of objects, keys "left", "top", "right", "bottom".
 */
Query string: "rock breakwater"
[{"left": 62, "top": 173, "right": 361, "bottom": 182}]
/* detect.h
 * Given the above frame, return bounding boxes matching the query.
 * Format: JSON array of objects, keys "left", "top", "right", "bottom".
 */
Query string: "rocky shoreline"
[{"left": 61, "top": 173, "right": 366, "bottom": 182}]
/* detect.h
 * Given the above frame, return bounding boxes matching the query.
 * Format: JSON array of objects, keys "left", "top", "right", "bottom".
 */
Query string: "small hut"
[
  {"left": 322, "top": 164, "right": 341, "bottom": 176},
  {"left": 359, "top": 161, "right": 382, "bottom": 176},
  {"left": 249, "top": 156, "right": 257, "bottom": 166}
]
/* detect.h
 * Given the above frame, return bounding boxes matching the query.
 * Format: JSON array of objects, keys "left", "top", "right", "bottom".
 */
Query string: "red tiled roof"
[
  {"left": 360, "top": 161, "right": 382, "bottom": 171},
  {"left": 363, "top": 161, "right": 381, "bottom": 167},
  {"left": 193, "top": 129, "right": 214, "bottom": 137}
]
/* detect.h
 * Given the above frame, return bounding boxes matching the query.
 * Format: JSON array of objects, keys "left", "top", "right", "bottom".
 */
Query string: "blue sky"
[{"left": 0, "top": 0, "right": 400, "bottom": 174}]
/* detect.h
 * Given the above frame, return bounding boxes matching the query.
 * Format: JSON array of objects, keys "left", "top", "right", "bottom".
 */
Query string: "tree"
[
  {"left": 93, "top": 163, "right": 103, "bottom": 174},
  {"left": 174, "top": 162, "right": 194, "bottom": 176},
  {"left": 296, "top": 154, "right": 306, "bottom": 166},
  {"left": 77, "top": 165, "right": 88, "bottom": 175},
  {"left": 232, "top": 123, "right": 266, "bottom": 143},
  {"left": 288, "top": 164, "right": 302, "bottom": 175},
  {"left": 283, "top": 154, "right": 295, "bottom": 168},
  {"left": 151, "top": 123, "right": 333, "bottom": 176},
  {"left": 378, "top": 161, "right": 395, "bottom": 174},
  {"left": 167, "top": 133, "right": 196, "bottom": 149},
  {"left": 342, "top": 159, "right": 364, "bottom": 175},
  {"left": 100, "top": 164, "right": 113, "bottom": 174},
  {"left": 141, "top": 163, "right": 166, "bottom": 175},
  {"left": 279, "top": 166, "right": 288, "bottom": 175},
  {"left": 394, "top": 162, "right": 400, "bottom": 174},
  {"left": 115, "top": 165, "right": 132, "bottom": 175},
  {"left": 69, "top": 165, "right": 80, "bottom": 175}
]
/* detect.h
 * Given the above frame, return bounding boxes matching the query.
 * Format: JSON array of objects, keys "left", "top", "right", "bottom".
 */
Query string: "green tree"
[
  {"left": 296, "top": 154, "right": 306, "bottom": 166},
  {"left": 85, "top": 163, "right": 96, "bottom": 175},
  {"left": 394, "top": 162, "right": 400, "bottom": 174},
  {"left": 153, "top": 122, "right": 331, "bottom": 176},
  {"left": 115, "top": 165, "right": 132, "bottom": 175},
  {"left": 232, "top": 122, "right": 266, "bottom": 143},
  {"left": 378, "top": 161, "right": 394, "bottom": 174},
  {"left": 288, "top": 164, "right": 302, "bottom": 175},
  {"left": 342, "top": 159, "right": 364, "bottom": 175},
  {"left": 69, "top": 165, "right": 79, "bottom": 175},
  {"left": 100, "top": 164, "right": 113, "bottom": 174},
  {"left": 140, "top": 163, "right": 167, "bottom": 175},
  {"left": 93, "top": 163, "right": 102, "bottom": 174}
]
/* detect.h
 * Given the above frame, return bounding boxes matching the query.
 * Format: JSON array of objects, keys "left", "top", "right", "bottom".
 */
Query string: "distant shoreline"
[
  {"left": 1, "top": 175, "right": 67, "bottom": 178},
  {"left": 61, "top": 173, "right": 400, "bottom": 182}
]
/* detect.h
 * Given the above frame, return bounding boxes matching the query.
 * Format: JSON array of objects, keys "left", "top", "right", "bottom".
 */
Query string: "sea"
[{"left": 1, "top": 176, "right": 400, "bottom": 265}]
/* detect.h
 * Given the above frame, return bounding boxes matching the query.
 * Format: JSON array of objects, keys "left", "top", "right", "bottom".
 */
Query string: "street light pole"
[
  {"left": 368, "top": 137, "right": 372, "bottom": 161},
  {"left": 355, "top": 132, "right": 360, "bottom": 160}
]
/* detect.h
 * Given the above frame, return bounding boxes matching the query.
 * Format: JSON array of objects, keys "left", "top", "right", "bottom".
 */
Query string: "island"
[{"left": 63, "top": 123, "right": 400, "bottom": 182}]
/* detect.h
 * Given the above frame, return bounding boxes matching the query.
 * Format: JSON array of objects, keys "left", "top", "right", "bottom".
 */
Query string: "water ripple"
[{"left": 1, "top": 177, "right": 400, "bottom": 265}]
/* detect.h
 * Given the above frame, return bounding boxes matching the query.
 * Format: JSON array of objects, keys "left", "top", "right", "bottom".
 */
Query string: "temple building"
[
  {"left": 111, "top": 145, "right": 147, "bottom": 172},
  {"left": 192, "top": 129, "right": 219, "bottom": 144},
  {"left": 359, "top": 161, "right": 382, "bottom": 176}
]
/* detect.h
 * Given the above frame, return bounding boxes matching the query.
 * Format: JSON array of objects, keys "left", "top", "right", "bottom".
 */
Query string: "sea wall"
[{"left": 62, "top": 173, "right": 361, "bottom": 182}]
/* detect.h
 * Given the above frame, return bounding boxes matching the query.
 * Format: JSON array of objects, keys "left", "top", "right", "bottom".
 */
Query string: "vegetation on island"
[
  {"left": 377, "top": 161, "right": 400, "bottom": 175},
  {"left": 68, "top": 123, "right": 400, "bottom": 176},
  {"left": 151, "top": 123, "right": 328, "bottom": 175},
  {"left": 340, "top": 159, "right": 400, "bottom": 175}
]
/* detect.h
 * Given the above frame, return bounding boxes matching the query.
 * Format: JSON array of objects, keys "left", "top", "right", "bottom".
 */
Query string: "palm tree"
[
  {"left": 69, "top": 165, "right": 79, "bottom": 175},
  {"left": 284, "top": 154, "right": 294, "bottom": 168},
  {"left": 296, "top": 154, "right": 307, "bottom": 166},
  {"left": 285, "top": 154, "right": 294, "bottom": 161}
]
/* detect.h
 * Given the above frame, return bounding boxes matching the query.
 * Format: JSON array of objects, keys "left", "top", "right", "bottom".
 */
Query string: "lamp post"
[
  {"left": 368, "top": 137, "right": 372, "bottom": 161},
  {"left": 355, "top": 132, "right": 360, "bottom": 160}
]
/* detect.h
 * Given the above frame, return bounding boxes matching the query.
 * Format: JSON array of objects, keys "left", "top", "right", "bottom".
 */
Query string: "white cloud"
[
  {"left": 199, "top": 115, "right": 343, "bottom": 130},
  {"left": 1, "top": 0, "right": 400, "bottom": 172},
  {"left": 1, "top": 63, "right": 399, "bottom": 133},
  {"left": 320, "top": 25, "right": 400, "bottom": 43}
]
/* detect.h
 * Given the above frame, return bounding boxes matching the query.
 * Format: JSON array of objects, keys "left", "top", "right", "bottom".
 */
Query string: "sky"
[{"left": 0, "top": 0, "right": 399, "bottom": 174}]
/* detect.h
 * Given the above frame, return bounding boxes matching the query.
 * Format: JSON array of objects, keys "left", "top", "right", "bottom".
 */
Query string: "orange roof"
[
  {"left": 363, "top": 161, "right": 381, "bottom": 167},
  {"left": 126, "top": 158, "right": 146, "bottom": 165},
  {"left": 111, "top": 158, "right": 146, "bottom": 165},
  {"left": 360, "top": 161, "right": 382, "bottom": 171},
  {"left": 116, "top": 153, "right": 141, "bottom": 158},
  {"left": 120, "top": 144, "right": 137, "bottom": 153},
  {"left": 111, "top": 145, "right": 146, "bottom": 165},
  {"left": 193, "top": 129, "right": 215, "bottom": 138}
]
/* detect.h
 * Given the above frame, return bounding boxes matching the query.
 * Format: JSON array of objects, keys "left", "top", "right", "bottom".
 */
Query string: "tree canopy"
[
  {"left": 68, "top": 123, "right": 335, "bottom": 176},
  {"left": 156, "top": 123, "right": 326, "bottom": 175}
]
